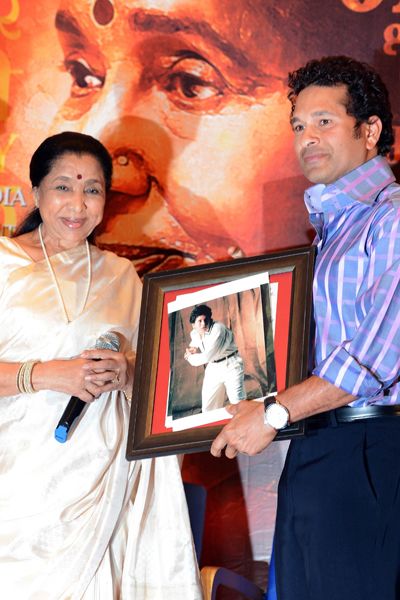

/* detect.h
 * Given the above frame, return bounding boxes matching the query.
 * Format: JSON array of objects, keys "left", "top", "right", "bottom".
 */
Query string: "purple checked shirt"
[{"left": 305, "top": 156, "right": 400, "bottom": 407}]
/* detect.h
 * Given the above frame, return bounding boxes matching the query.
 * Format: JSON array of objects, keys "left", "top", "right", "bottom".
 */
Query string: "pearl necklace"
[{"left": 38, "top": 224, "right": 91, "bottom": 324}]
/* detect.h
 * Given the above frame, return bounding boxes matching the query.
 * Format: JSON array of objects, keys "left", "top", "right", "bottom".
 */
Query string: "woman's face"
[{"left": 35, "top": 152, "right": 106, "bottom": 250}]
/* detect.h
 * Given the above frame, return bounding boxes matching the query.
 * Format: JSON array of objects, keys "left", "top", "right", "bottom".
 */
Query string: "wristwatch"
[{"left": 263, "top": 396, "right": 290, "bottom": 430}]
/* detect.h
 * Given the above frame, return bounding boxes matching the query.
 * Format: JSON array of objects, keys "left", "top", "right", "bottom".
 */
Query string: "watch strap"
[
  {"left": 263, "top": 395, "right": 291, "bottom": 427},
  {"left": 264, "top": 394, "right": 277, "bottom": 410}
]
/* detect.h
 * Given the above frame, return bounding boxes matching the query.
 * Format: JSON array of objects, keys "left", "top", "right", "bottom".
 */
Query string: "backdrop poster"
[{"left": 1, "top": 1, "right": 399, "bottom": 275}]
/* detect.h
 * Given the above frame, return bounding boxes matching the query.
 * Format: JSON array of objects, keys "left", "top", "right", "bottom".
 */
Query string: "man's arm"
[
  {"left": 185, "top": 322, "right": 229, "bottom": 366},
  {"left": 212, "top": 197, "right": 400, "bottom": 459},
  {"left": 211, "top": 375, "right": 355, "bottom": 458}
]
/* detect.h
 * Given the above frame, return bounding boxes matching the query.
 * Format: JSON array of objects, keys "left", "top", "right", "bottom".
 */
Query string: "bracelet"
[
  {"left": 23, "top": 361, "right": 37, "bottom": 394},
  {"left": 16, "top": 360, "right": 40, "bottom": 394},
  {"left": 16, "top": 363, "right": 24, "bottom": 394}
]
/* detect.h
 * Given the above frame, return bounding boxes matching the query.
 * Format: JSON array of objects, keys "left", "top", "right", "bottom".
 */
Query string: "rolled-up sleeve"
[
  {"left": 315, "top": 209, "right": 400, "bottom": 398},
  {"left": 186, "top": 323, "right": 228, "bottom": 366}
]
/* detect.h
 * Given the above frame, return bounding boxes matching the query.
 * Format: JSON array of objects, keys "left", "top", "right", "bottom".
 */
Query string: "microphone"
[{"left": 54, "top": 332, "right": 120, "bottom": 443}]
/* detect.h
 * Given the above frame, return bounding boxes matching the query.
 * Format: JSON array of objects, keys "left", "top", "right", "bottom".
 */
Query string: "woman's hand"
[
  {"left": 80, "top": 348, "right": 133, "bottom": 397},
  {"left": 32, "top": 358, "right": 103, "bottom": 402},
  {"left": 31, "top": 351, "right": 132, "bottom": 402}
]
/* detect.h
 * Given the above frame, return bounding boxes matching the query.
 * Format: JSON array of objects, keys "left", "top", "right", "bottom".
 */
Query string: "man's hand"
[
  {"left": 184, "top": 347, "right": 198, "bottom": 360},
  {"left": 211, "top": 400, "right": 277, "bottom": 458}
]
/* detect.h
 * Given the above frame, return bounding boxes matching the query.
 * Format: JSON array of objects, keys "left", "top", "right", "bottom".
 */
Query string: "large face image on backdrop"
[
  {"left": 2, "top": 0, "right": 399, "bottom": 276},
  {"left": 49, "top": 0, "right": 316, "bottom": 275}
]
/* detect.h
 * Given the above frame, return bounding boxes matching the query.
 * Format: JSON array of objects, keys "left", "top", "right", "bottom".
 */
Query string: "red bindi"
[
  {"left": 93, "top": 0, "right": 115, "bottom": 26},
  {"left": 77, "top": 174, "right": 82, "bottom": 179}
]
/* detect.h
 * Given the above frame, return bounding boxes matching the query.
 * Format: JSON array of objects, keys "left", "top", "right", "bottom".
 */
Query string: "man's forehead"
[{"left": 293, "top": 84, "right": 349, "bottom": 112}]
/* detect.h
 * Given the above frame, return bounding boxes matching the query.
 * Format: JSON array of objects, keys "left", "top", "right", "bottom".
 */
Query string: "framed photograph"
[{"left": 126, "top": 246, "right": 315, "bottom": 460}]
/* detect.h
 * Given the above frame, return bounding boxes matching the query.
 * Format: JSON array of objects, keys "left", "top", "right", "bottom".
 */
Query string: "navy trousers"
[{"left": 274, "top": 418, "right": 400, "bottom": 600}]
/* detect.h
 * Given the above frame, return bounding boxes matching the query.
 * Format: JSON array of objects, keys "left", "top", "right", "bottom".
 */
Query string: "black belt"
[
  {"left": 307, "top": 405, "right": 400, "bottom": 430},
  {"left": 213, "top": 351, "right": 238, "bottom": 363}
]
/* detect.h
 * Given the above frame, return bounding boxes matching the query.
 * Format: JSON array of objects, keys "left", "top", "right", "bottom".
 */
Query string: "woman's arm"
[
  {"left": 0, "top": 362, "right": 26, "bottom": 397},
  {"left": 0, "top": 354, "right": 123, "bottom": 402}
]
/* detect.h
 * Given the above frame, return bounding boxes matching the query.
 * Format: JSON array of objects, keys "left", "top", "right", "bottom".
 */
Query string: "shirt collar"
[{"left": 304, "top": 156, "right": 395, "bottom": 216}]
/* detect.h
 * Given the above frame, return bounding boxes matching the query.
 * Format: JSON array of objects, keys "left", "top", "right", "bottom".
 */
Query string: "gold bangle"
[
  {"left": 16, "top": 361, "right": 40, "bottom": 394},
  {"left": 23, "top": 360, "right": 37, "bottom": 394},
  {"left": 16, "top": 363, "right": 25, "bottom": 394}
]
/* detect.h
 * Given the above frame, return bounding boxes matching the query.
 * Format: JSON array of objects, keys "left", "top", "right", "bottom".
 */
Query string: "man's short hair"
[
  {"left": 189, "top": 304, "right": 212, "bottom": 325},
  {"left": 287, "top": 55, "right": 394, "bottom": 156}
]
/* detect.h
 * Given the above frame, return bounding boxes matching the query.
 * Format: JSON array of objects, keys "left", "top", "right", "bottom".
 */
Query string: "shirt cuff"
[{"left": 313, "top": 345, "right": 384, "bottom": 398}]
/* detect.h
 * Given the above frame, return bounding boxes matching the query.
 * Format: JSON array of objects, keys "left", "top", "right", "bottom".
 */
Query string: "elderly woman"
[{"left": 0, "top": 132, "right": 201, "bottom": 599}]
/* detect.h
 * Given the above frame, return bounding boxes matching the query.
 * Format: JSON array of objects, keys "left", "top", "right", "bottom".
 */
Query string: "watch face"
[{"left": 264, "top": 403, "right": 289, "bottom": 430}]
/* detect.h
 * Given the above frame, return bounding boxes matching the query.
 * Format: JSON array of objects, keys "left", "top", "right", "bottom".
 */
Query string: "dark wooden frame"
[{"left": 126, "top": 245, "right": 315, "bottom": 460}]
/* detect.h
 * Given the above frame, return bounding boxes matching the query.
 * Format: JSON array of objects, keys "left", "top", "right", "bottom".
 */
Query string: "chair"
[
  {"left": 200, "top": 554, "right": 280, "bottom": 600},
  {"left": 183, "top": 481, "right": 207, "bottom": 561},
  {"left": 200, "top": 566, "right": 265, "bottom": 599},
  {"left": 184, "top": 481, "right": 270, "bottom": 600}
]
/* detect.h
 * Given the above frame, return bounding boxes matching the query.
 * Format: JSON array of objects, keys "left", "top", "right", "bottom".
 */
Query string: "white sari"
[{"left": 0, "top": 237, "right": 202, "bottom": 599}]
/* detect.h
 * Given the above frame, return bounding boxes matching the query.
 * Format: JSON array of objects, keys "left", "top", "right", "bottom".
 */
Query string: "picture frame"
[{"left": 126, "top": 245, "right": 315, "bottom": 460}]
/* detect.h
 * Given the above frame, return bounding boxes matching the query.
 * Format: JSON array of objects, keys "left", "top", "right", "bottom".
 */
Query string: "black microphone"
[{"left": 54, "top": 332, "right": 120, "bottom": 443}]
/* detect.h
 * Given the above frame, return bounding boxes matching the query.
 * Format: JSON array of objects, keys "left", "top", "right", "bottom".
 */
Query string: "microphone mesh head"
[{"left": 95, "top": 331, "right": 120, "bottom": 351}]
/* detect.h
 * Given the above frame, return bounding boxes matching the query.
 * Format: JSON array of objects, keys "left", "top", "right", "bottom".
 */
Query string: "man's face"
[
  {"left": 291, "top": 84, "right": 378, "bottom": 185},
  {"left": 193, "top": 315, "right": 208, "bottom": 334},
  {"left": 52, "top": 0, "right": 306, "bottom": 275}
]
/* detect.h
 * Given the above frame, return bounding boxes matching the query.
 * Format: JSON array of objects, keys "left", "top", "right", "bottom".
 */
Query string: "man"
[
  {"left": 211, "top": 56, "right": 400, "bottom": 600},
  {"left": 184, "top": 304, "right": 246, "bottom": 412}
]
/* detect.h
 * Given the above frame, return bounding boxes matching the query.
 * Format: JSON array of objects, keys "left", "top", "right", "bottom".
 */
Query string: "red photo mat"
[{"left": 151, "top": 271, "right": 292, "bottom": 435}]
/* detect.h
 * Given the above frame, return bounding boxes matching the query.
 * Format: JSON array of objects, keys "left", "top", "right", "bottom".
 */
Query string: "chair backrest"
[
  {"left": 183, "top": 481, "right": 207, "bottom": 562},
  {"left": 184, "top": 481, "right": 267, "bottom": 600},
  {"left": 201, "top": 566, "right": 265, "bottom": 600}
]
